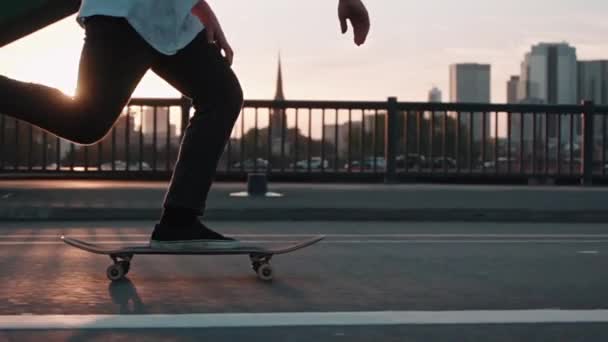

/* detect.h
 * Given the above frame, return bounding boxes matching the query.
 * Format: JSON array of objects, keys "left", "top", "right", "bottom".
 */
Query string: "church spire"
[{"left": 274, "top": 52, "right": 285, "bottom": 101}]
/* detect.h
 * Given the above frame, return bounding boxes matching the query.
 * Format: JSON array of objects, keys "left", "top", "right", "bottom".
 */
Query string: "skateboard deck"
[{"left": 61, "top": 235, "right": 325, "bottom": 281}]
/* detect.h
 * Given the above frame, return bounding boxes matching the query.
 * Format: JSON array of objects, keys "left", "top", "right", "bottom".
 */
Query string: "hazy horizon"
[{"left": 0, "top": 0, "right": 606, "bottom": 104}]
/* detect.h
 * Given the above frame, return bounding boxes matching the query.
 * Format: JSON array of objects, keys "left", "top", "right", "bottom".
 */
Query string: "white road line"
[
  {"left": 0, "top": 239, "right": 608, "bottom": 246},
  {"left": 1, "top": 310, "right": 608, "bottom": 329},
  {"left": 578, "top": 250, "right": 600, "bottom": 254}
]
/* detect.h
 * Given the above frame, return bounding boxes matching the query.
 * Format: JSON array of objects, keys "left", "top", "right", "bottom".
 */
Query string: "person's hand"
[
  {"left": 338, "top": 0, "right": 370, "bottom": 46},
  {"left": 192, "top": 0, "right": 234, "bottom": 65}
]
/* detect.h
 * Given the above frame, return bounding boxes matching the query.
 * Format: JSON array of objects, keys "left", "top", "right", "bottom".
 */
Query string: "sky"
[{"left": 0, "top": 0, "right": 607, "bottom": 104}]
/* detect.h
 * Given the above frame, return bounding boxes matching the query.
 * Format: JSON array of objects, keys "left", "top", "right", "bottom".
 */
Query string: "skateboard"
[{"left": 61, "top": 235, "right": 325, "bottom": 282}]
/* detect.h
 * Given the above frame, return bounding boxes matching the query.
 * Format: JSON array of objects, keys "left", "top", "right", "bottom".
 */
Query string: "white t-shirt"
[{"left": 78, "top": 0, "right": 205, "bottom": 55}]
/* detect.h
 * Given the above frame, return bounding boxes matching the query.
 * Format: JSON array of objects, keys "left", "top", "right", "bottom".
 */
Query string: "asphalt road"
[{"left": 0, "top": 220, "right": 607, "bottom": 341}]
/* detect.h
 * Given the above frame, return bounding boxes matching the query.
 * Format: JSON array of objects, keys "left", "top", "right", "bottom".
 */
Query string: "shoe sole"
[{"left": 149, "top": 239, "right": 241, "bottom": 250}]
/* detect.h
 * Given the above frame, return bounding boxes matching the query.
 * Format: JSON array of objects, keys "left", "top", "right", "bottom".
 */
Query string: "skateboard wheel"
[
  {"left": 256, "top": 263, "right": 273, "bottom": 281},
  {"left": 106, "top": 263, "right": 126, "bottom": 281}
]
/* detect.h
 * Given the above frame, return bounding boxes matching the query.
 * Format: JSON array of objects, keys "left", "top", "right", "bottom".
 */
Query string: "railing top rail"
[
  {"left": 396, "top": 101, "right": 585, "bottom": 114},
  {"left": 597, "top": 105, "right": 608, "bottom": 113},
  {"left": 243, "top": 99, "right": 388, "bottom": 110},
  {"left": 127, "top": 97, "right": 603, "bottom": 114}
]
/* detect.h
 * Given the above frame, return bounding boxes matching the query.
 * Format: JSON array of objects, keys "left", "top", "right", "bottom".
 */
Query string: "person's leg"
[
  {"left": 153, "top": 32, "right": 243, "bottom": 216},
  {"left": 148, "top": 31, "right": 243, "bottom": 248},
  {"left": 0, "top": 16, "right": 157, "bottom": 144}
]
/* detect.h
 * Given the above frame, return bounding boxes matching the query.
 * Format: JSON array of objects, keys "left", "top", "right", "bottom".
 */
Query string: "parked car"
[
  {"left": 232, "top": 158, "right": 269, "bottom": 169},
  {"left": 396, "top": 154, "right": 427, "bottom": 169},
  {"left": 431, "top": 157, "right": 457, "bottom": 169},
  {"left": 483, "top": 157, "right": 518, "bottom": 169},
  {"left": 345, "top": 157, "right": 386, "bottom": 171},
  {"left": 291, "top": 157, "right": 329, "bottom": 170}
]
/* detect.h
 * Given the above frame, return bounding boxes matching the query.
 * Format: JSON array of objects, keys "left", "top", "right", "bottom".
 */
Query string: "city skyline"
[{"left": 0, "top": 0, "right": 606, "bottom": 104}]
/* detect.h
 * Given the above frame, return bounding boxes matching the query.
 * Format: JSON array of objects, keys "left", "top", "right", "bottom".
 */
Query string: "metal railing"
[{"left": 1, "top": 97, "right": 607, "bottom": 184}]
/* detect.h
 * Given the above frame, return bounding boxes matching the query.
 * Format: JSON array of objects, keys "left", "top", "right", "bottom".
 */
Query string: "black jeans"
[{"left": 0, "top": 16, "right": 243, "bottom": 215}]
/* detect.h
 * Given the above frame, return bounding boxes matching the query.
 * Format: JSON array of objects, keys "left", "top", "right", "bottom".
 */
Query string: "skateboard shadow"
[{"left": 108, "top": 277, "right": 146, "bottom": 314}]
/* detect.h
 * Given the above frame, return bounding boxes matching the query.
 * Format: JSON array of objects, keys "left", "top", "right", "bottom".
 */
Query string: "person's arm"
[
  {"left": 192, "top": 0, "right": 234, "bottom": 65},
  {"left": 338, "top": 0, "right": 370, "bottom": 46}
]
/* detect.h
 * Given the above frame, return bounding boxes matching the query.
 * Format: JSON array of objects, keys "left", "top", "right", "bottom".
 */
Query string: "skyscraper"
[
  {"left": 507, "top": 75, "right": 520, "bottom": 104},
  {"left": 578, "top": 60, "right": 608, "bottom": 105},
  {"left": 450, "top": 63, "right": 491, "bottom": 141},
  {"left": 428, "top": 87, "right": 442, "bottom": 102},
  {"left": 517, "top": 43, "right": 578, "bottom": 104},
  {"left": 517, "top": 43, "right": 578, "bottom": 140},
  {"left": 578, "top": 60, "right": 608, "bottom": 144}
]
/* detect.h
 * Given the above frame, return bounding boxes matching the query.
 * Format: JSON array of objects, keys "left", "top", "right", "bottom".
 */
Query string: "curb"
[{"left": 1, "top": 207, "right": 608, "bottom": 222}]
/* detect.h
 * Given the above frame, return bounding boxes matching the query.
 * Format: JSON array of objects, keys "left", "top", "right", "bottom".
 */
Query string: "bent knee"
[{"left": 65, "top": 122, "right": 114, "bottom": 145}]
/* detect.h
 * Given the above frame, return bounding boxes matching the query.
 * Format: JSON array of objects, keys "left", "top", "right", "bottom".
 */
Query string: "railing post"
[
  {"left": 180, "top": 96, "right": 193, "bottom": 140},
  {"left": 385, "top": 97, "right": 398, "bottom": 183},
  {"left": 581, "top": 100, "right": 595, "bottom": 186}
]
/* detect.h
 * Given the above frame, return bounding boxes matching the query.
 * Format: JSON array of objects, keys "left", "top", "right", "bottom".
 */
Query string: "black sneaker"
[{"left": 150, "top": 220, "right": 240, "bottom": 250}]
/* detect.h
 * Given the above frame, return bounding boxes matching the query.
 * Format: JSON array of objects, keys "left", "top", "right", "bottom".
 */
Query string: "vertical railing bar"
[
  {"left": 70, "top": 142, "right": 75, "bottom": 172},
  {"left": 55, "top": 137, "right": 60, "bottom": 171},
  {"left": 494, "top": 112, "right": 499, "bottom": 175},
  {"left": 152, "top": 107, "right": 157, "bottom": 172},
  {"left": 240, "top": 109, "right": 245, "bottom": 173},
  {"left": 532, "top": 112, "right": 537, "bottom": 176},
  {"left": 570, "top": 113, "right": 574, "bottom": 175},
  {"left": 14, "top": 120, "right": 19, "bottom": 170},
  {"left": 557, "top": 112, "right": 561, "bottom": 176},
  {"left": 456, "top": 111, "right": 461, "bottom": 174},
  {"left": 84, "top": 143, "right": 89, "bottom": 172},
  {"left": 442, "top": 110, "right": 447, "bottom": 174},
  {"left": 481, "top": 111, "right": 486, "bottom": 174},
  {"left": 335, "top": 109, "right": 340, "bottom": 172},
  {"left": 373, "top": 109, "right": 378, "bottom": 173},
  {"left": 280, "top": 107, "right": 286, "bottom": 173},
  {"left": 139, "top": 106, "right": 144, "bottom": 171},
  {"left": 42, "top": 132, "right": 47, "bottom": 171},
  {"left": 240, "top": 108, "right": 247, "bottom": 172},
  {"left": 293, "top": 108, "right": 298, "bottom": 172},
  {"left": 27, "top": 125, "right": 33, "bottom": 171},
  {"left": 308, "top": 108, "right": 312, "bottom": 173},
  {"left": 507, "top": 111, "right": 512, "bottom": 174},
  {"left": 266, "top": 107, "right": 271, "bottom": 173},
  {"left": 165, "top": 106, "right": 170, "bottom": 171},
  {"left": 544, "top": 112, "right": 559, "bottom": 176},
  {"left": 125, "top": 108, "right": 131, "bottom": 172},
  {"left": 520, "top": 112, "right": 524, "bottom": 175},
  {"left": 254, "top": 107, "right": 259, "bottom": 171},
  {"left": 429, "top": 108, "right": 434, "bottom": 174},
  {"left": 603, "top": 112, "right": 607, "bottom": 177},
  {"left": 360, "top": 110, "right": 365, "bottom": 173},
  {"left": 347, "top": 109, "right": 352, "bottom": 173},
  {"left": 469, "top": 112, "right": 473, "bottom": 173},
  {"left": 416, "top": 110, "right": 422, "bottom": 173},
  {"left": 403, "top": 110, "right": 409, "bottom": 173},
  {"left": 321, "top": 108, "right": 326, "bottom": 173}
]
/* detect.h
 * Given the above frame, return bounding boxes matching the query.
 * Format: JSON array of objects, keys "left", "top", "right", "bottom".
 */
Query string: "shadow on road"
[{"left": 108, "top": 277, "right": 146, "bottom": 314}]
